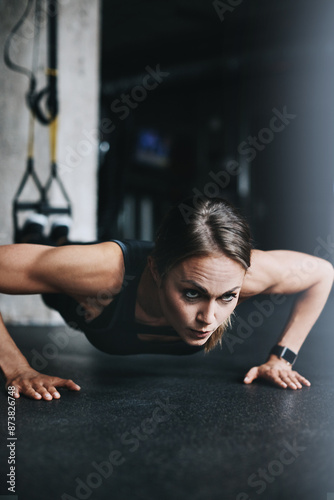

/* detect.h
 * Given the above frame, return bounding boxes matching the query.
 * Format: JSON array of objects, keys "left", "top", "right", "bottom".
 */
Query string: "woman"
[{"left": 0, "top": 197, "right": 333, "bottom": 401}]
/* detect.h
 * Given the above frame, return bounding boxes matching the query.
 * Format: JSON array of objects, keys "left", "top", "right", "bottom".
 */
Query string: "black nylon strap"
[{"left": 270, "top": 345, "right": 298, "bottom": 365}]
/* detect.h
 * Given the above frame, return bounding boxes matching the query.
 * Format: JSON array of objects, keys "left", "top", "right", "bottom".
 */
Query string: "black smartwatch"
[{"left": 269, "top": 345, "right": 298, "bottom": 366}]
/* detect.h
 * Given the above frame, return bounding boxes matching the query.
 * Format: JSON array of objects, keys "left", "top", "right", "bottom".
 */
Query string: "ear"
[{"left": 147, "top": 256, "right": 162, "bottom": 287}]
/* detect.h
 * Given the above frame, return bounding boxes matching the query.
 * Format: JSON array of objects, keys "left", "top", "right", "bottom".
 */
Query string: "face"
[{"left": 151, "top": 254, "right": 246, "bottom": 346}]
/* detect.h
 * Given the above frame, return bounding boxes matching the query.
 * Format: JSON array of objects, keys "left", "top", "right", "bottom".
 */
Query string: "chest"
[
  {"left": 70, "top": 293, "right": 114, "bottom": 321},
  {"left": 70, "top": 292, "right": 181, "bottom": 343}
]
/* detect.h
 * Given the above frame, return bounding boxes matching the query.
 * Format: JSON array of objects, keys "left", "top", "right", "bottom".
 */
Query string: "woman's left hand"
[{"left": 243, "top": 358, "right": 311, "bottom": 389}]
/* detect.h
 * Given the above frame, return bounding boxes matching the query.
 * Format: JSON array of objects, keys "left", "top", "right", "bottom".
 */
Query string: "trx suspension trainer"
[{"left": 4, "top": 0, "right": 72, "bottom": 243}]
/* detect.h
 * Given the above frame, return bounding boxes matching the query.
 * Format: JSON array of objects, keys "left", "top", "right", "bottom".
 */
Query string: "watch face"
[
  {"left": 271, "top": 345, "right": 297, "bottom": 365},
  {"left": 281, "top": 348, "right": 297, "bottom": 365}
]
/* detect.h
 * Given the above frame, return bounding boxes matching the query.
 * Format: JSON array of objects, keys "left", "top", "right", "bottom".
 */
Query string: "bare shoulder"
[
  {"left": 239, "top": 249, "right": 282, "bottom": 300},
  {"left": 0, "top": 241, "right": 125, "bottom": 296},
  {"left": 239, "top": 248, "right": 333, "bottom": 301},
  {"left": 32, "top": 241, "right": 125, "bottom": 296},
  {"left": 96, "top": 241, "right": 125, "bottom": 282}
]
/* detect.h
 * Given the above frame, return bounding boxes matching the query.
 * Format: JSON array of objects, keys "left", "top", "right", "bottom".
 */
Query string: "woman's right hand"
[{"left": 5, "top": 367, "right": 81, "bottom": 400}]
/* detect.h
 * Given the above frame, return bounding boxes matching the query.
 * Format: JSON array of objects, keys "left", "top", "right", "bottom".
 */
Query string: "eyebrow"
[{"left": 180, "top": 280, "right": 241, "bottom": 297}]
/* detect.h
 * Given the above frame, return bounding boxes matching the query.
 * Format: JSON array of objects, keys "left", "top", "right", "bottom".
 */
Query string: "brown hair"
[{"left": 150, "top": 196, "right": 252, "bottom": 353}]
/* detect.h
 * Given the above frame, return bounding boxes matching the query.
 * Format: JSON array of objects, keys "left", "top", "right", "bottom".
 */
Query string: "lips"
[{"left": 189, "top": 328, "right": 212, "bottom": 337}]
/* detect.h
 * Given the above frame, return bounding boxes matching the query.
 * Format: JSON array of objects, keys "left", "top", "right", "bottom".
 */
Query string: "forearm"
[
  {"left": 244, "top": 251, "right": 333, "bottom": 389},
  {"left": 245, "top": 279, "right": 332, "bottom": 388},
  {"left": 275, "top": 272, "right": 333, "bottom": 353},
  {"left": 0, "top": 312, "right": 30, "bottom": 379},
  {"left": 0, "top": 312, "right": 80, "bottom": 400}
]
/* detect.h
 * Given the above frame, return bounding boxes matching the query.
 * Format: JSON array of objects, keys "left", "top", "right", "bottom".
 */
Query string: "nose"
[{"left": 196, "top": 300, "right": 216, "bottom": 327}]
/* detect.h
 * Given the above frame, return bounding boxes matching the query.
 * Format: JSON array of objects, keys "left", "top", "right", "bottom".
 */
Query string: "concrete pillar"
[{"left": 0, "top": 0, "right": 101, "bottom": 323}]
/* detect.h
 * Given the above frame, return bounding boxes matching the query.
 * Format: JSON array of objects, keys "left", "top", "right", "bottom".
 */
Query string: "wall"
[{"left": 0, "top": 0, "right": 101, "bottom": 323}]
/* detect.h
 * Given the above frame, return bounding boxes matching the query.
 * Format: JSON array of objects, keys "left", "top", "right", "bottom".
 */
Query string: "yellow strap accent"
[
  {"left": 49, "top": 116, "right": 58, "bottom": 163},
  {"left": 27, "top": 111, "right": 35, "bottom": 159},
  {"left": 46, "top": 67, "right": 58, "bottom": 77}
]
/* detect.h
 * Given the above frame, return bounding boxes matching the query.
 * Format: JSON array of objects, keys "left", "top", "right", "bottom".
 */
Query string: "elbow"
[
  {"left": 328, "top": 261, "right": 334, "bottom": 293},
  {"left": 317, "top": 258, "right": 334, "bottom": 287},
  {"left": 324, "top": 259, "right": 333, "bottom": 279}
]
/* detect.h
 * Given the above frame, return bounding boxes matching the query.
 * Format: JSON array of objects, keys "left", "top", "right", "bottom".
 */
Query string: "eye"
[
  {"left": 183, "top": 289, "right": 200, "bottom": 300},
  {"left": 221, "top": 293, "right": 237, "bottom": 303}
]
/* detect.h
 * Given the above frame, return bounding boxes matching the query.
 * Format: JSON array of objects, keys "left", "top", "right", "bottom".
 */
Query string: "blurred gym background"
[{"left": 1, "top": 0, "right": 334, "bottom": 323}]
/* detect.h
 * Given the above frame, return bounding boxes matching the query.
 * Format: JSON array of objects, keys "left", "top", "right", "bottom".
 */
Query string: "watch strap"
[{"left": 270, "top": 345, "right": 298, "bottom": 365}]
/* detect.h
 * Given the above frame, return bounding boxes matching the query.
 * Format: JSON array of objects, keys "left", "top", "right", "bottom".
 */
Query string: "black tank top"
[{"left": 42, "top": 239, "right": 205, "bottom": 356}]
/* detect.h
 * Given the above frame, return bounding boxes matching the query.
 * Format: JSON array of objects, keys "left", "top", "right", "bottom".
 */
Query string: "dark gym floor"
[{"left": 1, "top": 294, "right": 334, "bottom": 500}]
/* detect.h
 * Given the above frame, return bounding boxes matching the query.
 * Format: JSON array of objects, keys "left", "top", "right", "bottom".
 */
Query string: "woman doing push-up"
[{"left": 0, "top": 197, "right": 333, "bottom": 400}]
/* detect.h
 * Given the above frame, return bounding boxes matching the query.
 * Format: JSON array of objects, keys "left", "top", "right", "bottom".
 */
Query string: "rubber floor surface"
[{"left": 0, "top": 294, "right": 333, "bottom": 500}]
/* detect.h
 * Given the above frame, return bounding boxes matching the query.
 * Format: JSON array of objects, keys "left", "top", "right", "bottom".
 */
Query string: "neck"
[{"left": 135, "top": 264, "right": 168, "bottom": 325}]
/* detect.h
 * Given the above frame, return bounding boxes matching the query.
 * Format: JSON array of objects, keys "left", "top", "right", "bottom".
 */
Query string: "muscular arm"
[
  {"left": 241, "top": 249, "right": 334, "bottom": 389},
  {"left": 0, "top": 242, "right": 124, "bottom": 296},
  {"left": 0, "top": 241, "right": 124, "bottom": 400},
  {"left": 241, "top": 249, "right": 334, "bottom": 351}
]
